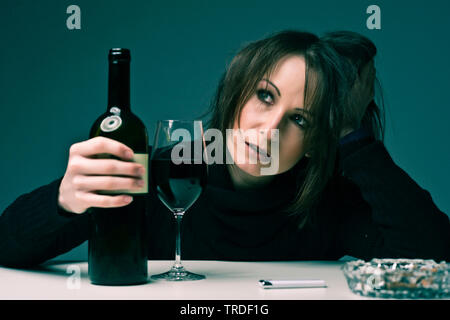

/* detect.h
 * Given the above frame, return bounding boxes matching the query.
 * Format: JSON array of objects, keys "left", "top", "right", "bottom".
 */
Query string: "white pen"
[{"left": 259, "top": 279, "right": 327, "bottom": 289}]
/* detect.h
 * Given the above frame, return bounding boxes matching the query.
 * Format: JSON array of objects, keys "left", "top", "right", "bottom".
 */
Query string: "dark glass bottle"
[{"left": 88, "top": 48, "right": 148, "bottom": 285}]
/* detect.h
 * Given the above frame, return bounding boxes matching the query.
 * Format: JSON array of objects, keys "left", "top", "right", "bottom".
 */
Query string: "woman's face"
[{"left": 227, "top": 54, "right": 310, "bottom": 177}]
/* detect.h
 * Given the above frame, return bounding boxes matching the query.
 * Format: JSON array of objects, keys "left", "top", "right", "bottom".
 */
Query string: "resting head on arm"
[
  {"left": 58, "top": 136, "right": 146, "bottom": 214},
  {"left": 321, "top": 31, "right": 384, "bottom": 141},
  {"left": 340, "top": 60, "right": 376, "bottom": 137}
]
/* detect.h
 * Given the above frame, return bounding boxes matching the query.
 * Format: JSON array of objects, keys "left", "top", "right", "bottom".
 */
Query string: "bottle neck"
[{"left": 107, "top": 60, "right": 130, "bottom": 112}]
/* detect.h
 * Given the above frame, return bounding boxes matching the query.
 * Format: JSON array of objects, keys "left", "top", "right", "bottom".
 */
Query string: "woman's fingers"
[
  {"left": 70, "top": 136, "right": 134, "bottom": 160},
  {"left": 73, "top": 175, "right": 145, "bottom": 192},
  {"left": 70, "top": 157, "right": 145, "bottom": 177},
  {"left": 58, "top": 136, "right": 148, "bottom": 214},
  {"left": 75, "top": 191, "right": 134, "bottom": 209}
]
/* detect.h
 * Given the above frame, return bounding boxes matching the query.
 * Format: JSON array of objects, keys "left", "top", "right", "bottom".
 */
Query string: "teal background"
[{"left": 1, "top": 0, "right": 449, "bottom": 261}]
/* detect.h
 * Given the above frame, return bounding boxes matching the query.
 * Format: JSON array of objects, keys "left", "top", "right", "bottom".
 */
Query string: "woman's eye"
[
  {"left": 256, "top": 89, "right": 274, "bottom": 105},
  {"left": 291, "top": 114, "right": 308, "bottom": 129}
]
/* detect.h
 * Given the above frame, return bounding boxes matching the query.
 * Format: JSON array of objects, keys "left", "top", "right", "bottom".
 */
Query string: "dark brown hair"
[
  {"left": 321, "top": 31, "right": 385, "bottom": 141},
  {"left": 204, "top": 30, "right": 351, "bottom": 227}
]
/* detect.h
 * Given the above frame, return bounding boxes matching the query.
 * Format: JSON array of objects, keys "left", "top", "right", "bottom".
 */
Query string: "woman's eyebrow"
[
  {"left": 295, "top": 108, "right": 312, "bottom": 116},
  {"left": 261, "top": 78, "right": 281, "bottom": 97}
]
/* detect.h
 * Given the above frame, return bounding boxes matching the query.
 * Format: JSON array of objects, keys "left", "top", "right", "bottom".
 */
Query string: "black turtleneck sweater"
[{"left": 0, "top": 133, "right": 449, "bottom": 268}]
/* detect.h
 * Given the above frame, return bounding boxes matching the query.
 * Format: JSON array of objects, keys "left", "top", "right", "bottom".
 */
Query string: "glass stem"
[{"left": 174, "top": 212, "right": 184, "bottom": 269}]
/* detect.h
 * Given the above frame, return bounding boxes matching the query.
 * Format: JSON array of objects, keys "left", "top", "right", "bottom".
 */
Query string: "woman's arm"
[
  {"left": 0, "top": 137, "right": 147, "bottom": 268},
  {"left": 334, "top": 130, "right": 450, "bottom": 261},
  {"left": 0, "top": 178, "right": 89, "bottom": 268}
]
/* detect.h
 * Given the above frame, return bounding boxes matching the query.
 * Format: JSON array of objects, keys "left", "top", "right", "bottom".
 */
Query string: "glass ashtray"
[{"left": 342, "top": 258, "right": 449, "bottom": 299}]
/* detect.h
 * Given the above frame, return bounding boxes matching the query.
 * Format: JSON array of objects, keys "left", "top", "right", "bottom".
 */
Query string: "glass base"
[{"left": 151, "top": 265, "right": 205, "bottom": 281}]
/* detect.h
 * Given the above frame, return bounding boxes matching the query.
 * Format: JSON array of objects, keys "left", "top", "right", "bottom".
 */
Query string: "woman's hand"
[
  {"left": 341, "top": 60, "right": 376, "bottom": 138},
  {"left": 58, "top": 137, "right": 146, "bottom": 214}
]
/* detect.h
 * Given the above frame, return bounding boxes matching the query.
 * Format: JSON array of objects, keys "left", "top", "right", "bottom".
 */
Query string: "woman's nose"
[
  {"left": 261, "top": 108, "right": 285, "bottom": 137},
  {"left": 254, "top": 112, "right": 283, "bottom": 147}
]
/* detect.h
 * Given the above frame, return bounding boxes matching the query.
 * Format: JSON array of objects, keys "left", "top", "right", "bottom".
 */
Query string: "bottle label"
[
  {"left": 127, "top": 153, "right": 148, "bottom": 194},
  {"left": 97, "top": 153, "right": 148, "bottom": 194}
]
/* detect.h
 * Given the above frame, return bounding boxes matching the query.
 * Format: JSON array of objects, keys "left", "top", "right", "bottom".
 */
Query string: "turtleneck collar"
[{"left": 205, "top": 159, "right": 307, "bottom": 214}]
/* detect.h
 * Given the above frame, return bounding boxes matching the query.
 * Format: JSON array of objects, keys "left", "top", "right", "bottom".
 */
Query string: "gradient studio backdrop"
[{"left": 1, "top": 0, "right": 449, "bottom": 261}]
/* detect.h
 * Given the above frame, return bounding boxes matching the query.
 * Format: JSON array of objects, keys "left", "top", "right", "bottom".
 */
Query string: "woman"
[{"left": 0, "top": 31, "right": 448, "bottom": 268}]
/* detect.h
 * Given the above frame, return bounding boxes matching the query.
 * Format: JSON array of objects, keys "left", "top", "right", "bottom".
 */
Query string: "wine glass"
[{"left": 150, "top": 120, "right": 207, "bottom": 281}]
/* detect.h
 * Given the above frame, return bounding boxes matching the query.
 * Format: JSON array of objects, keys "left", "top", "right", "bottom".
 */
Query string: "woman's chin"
[{"left": 234, "top": 162, "right": 275, "bottom": 177}]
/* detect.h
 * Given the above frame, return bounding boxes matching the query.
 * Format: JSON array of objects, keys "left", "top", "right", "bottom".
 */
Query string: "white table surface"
[{"left": 0, "top": 260, "right": 368, "bottom": 300}]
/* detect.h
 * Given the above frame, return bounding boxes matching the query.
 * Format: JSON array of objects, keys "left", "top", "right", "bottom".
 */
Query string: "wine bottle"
[{"left": 88, "top": 48, "right": 148, "bottom": 285}]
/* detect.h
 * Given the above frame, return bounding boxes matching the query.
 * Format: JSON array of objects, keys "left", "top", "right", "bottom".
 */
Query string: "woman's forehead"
[{"left": 263, "top": 55, "right": 306, "bottom": 90}]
